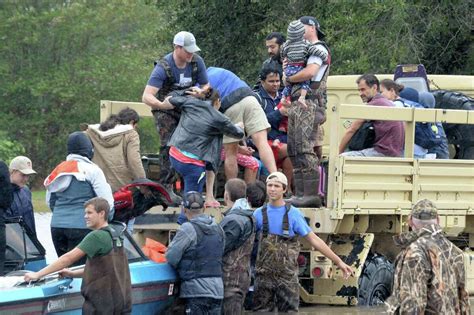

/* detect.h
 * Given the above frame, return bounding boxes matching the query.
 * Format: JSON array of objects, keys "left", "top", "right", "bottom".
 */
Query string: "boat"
[{"left": 0, "top": 179, "right": 179, "bottom": 314}]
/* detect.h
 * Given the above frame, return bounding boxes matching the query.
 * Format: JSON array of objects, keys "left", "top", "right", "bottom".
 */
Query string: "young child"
[{"left": 280, "top": 20, "right": 313, "bottom": 107}]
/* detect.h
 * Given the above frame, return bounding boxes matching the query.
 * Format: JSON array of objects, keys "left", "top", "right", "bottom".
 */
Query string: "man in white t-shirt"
[{"left": 284, "top": 16, "right": 331, "bottom": 208}]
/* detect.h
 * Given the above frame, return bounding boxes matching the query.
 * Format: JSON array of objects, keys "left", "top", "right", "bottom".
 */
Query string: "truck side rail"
[{"left": 327, "top": 104, "right": 474, "bottom": 215}]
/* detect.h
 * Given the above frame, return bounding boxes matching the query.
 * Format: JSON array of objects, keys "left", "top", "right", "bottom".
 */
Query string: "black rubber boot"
[
  {"left": 164, "top": 184, "right": 182, "bottom": 207},
  {"left": 286, "top": 170, "right": 303, "bottom": 203},
  {"left": 289, "top": 170, "right": 321, "bottom": 208}
]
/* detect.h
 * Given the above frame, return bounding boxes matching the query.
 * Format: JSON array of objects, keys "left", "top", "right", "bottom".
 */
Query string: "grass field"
[{"left": 31, "top": 190, "right": 49, "bottom": 213}]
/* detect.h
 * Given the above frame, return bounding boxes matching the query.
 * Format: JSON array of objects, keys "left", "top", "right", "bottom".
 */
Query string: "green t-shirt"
[{"left": 77, "top": 229, "right": 113, "bottom": 259}]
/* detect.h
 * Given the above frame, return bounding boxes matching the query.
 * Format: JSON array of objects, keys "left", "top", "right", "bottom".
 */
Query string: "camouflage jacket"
[{"left": 385, "top": 224, "right": 469, "bottom": 315}]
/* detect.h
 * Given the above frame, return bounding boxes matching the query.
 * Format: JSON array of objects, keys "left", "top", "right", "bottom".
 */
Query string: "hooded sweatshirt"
[
  {"left": 87, "top": 124, "right": 146, "bottom": 192},
  {"left": 44, "top": 154, "right": 114, "bottom": 228}
]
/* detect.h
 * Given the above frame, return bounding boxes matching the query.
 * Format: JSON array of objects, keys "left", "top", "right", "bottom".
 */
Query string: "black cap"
[
  {"left": 67, "top": 131, "right": 94, "bottom": 160},
  {"left": 300, "top": 16, "right": 326, "bottom": 40},
  {"left": 182, "top": 191, "right": 204, "bottom": 210}
]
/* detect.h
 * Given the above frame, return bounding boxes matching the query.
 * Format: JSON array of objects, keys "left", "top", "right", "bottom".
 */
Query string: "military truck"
[{"left": 100, "top": 66, "right": 474, "bottom": 306}]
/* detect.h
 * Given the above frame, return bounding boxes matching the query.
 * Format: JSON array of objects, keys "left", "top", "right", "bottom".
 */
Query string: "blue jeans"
[
  {"left": 170, "top": 156, "right": 206, "bottom": 224},
  {"left": 185, "top": 297, "right": 222, "bottom": 315}
]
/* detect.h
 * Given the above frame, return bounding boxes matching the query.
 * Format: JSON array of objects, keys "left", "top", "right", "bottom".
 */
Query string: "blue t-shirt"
[
  {"left": 253, "top": 204, "right": 312, "bottom": 237},
  {"left": 147, "top": 53, "right": 208, "bottom": 89},
  {"left": 207, "top": 67, "right": 248, "bottom": 100}
]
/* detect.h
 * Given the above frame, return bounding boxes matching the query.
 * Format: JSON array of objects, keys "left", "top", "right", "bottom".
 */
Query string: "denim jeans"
[
  {"left": 185, "top": 297, "right": 222, "bottom": 315},
  {"left": 170, "top": 156, "right": 206, "bottom": 225}
]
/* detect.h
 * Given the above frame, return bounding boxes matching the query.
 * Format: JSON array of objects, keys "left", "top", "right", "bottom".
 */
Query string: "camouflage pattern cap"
[{"left": 411, "top": 199, "right": 438, "bottom": 220}]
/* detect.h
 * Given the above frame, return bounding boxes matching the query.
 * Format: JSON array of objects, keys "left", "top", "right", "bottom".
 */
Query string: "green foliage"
[
  {"left": 162, "top": 0, "right": 472, "bottom": 81},
  {"left": 0, "top": 132, "right": 26, "bottom": 163},
  {"left": 0, "top": 1, "right": 166, "bottom": 187}
]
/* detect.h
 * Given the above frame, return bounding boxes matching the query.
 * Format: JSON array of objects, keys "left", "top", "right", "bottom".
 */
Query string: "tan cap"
[
  {"left": 266, "top": 171, "right": 288, "bottom": 186},
  {"left": 9, "top": 156, "right": 36, "bottom": 175},
  {"left": 411, "top": 199, "right": 438, "bottom": 220}
]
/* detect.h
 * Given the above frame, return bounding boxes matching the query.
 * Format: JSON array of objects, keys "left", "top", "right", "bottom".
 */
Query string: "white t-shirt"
[{"left": 307, "top": 43, "right": 329, "bottom": 83}]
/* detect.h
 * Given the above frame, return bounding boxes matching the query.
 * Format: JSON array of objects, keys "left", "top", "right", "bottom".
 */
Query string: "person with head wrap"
[{"left": 44, "top": 131, "right": 114, "bottom": 264}]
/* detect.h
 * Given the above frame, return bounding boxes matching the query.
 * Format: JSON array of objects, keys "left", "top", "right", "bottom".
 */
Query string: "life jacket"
[
  {"left": 177, "top": 221, "right": 224, "bottom": 281},
  {"left": 399, "top": 98, "right": 443, "bottom": 149},
  {"left": 154, "top": 55, "right": 199, "bottom": 102},
  {"left": 81, "top": 223, "right": 132, "bottom": 315}
]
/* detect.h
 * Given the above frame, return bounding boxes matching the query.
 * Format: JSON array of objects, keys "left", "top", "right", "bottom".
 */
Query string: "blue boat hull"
[{"left": 0, "top": 260, "right": 177, "bottom": 314}]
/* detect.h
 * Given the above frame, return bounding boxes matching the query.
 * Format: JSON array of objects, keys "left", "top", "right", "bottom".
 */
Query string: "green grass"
[{"left": 31, "top": 190, "right": 50, "bottom": 213}]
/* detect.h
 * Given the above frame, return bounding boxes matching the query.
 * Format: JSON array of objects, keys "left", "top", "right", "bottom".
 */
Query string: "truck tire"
[
  {"left": 358, "top": 253, "right": 394, "bottom": 306},
  {"left": 433, "top": 90, "right": 474, "bottom": 159}
]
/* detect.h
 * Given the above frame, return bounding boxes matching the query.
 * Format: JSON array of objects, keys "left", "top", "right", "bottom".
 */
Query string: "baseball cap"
[
  {"left": 411, "top": 199, "right": 438, "bottom": 220},
  {"left": 299, "top": 16, "right": 326, "bottom": 40},
  {"left": 173, "top": 31, "right": 200, "bottom": 53},
  {"left": 266, "top": 171, "right": 288, "bottom": 186},
  {"left": 9, "top": 156, "right": 37, "bottom": 175},
  {"left": 182, "top": 191, "right": 204, "bottom": 210}
]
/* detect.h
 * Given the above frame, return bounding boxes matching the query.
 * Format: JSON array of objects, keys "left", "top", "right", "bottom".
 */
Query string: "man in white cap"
[
  {"left": 252, "top": 171, "right": 353, "bottom": 312},
  {"left": 7, "top": 156, "right": 37, "bottom": 237},
  {"left": 284, "top": 16, "right": 331, "bottom": 208},
  {"left": 142, "top": 31, "right": 210, "bottom": 196}
]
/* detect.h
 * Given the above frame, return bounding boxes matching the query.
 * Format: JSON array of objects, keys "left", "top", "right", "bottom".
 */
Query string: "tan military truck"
[{"left": 100, "top": 69, "right": 474, "bottom": 306}]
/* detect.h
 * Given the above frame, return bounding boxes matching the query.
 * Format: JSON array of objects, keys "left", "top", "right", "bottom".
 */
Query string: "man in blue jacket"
[{"left": 6, "top": 156, "right": 37, "bottom": 238}]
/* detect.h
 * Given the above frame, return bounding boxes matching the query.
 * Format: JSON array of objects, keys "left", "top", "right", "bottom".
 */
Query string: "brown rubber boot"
[{"left": 289, "top": 170, "right": 321, "bottom": 208}]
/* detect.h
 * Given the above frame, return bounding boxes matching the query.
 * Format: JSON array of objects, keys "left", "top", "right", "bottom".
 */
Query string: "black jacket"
[
  {"left": 6, "top": 184, "right": 36, "bottom": 234},
  {"left": 168, "top": 95, "right": 244, "bottom": 172},
  {"left": 0, "top": 161, "right": 12, "bottom": 222}
]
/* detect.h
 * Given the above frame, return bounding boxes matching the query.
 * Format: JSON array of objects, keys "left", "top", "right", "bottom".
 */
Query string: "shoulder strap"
[
  {"left": 261, "top": 204, "right": 269, "bottom": 237},
  {"left": 282, "top": 202, "right": 292, "bottom": 237},
  {"left": 154, "top": 58, "right": 175, "bottom": 85},
  {"left": 101, "top": 224, "right": 125, "bottom": 249},
  {"left": 261, "top": 203, "right": 292, "bottom": 237},
  {"left": 190, "top": 55, "right": 198, "bottom": 85}
]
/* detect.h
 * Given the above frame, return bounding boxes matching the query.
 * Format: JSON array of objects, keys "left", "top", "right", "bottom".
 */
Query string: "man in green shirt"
[{"left": 24, "top": 197, "right": 132, "bottom": 314}]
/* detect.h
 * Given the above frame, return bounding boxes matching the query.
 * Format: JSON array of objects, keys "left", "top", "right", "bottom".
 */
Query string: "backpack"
[
  {"left": 399, "top": 98, "right": 442, "bottom": 149},
  {"left": 347, "top": 121, "right": 375, "bottom": 151}
]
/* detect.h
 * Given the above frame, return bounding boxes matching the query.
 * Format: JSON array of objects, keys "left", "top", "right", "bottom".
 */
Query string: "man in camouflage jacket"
[
  {"left": 385, "top": 199, "right": 470, "bottom": 314},
  {"left": 220, "top": 178, "right": 256, "bottom": 314}
]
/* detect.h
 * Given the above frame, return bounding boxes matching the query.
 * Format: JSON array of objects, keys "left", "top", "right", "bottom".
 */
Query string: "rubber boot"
[
  {"left": 286, "top": 170, "right": 303, "bottom": 204},
  {"left": 289, "top": 170, "right": 321, "bottom": 208},
  {"left": 163, "top": 184, "right": 182, "bottom": 207}
]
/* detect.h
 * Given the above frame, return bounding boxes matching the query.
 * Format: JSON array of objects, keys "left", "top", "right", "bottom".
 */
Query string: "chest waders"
[
  {"left": 287, "top": 41, "right": 331, "bottom": 208},
  {"left": 253, "top": 203, "right": 300, "bottom": 312},
  {"left": 151, "top": 56, "right": 198, "bottom": 187},
  {"left": 81, "top": 225, "right": 132, "bottom": 315},
  {"left": 222, "top": 214, "right": 256, "bottom": 314}
]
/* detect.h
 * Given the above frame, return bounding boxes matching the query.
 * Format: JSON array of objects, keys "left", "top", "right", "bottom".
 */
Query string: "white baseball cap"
[
  {"left": 173, "top": 31, "right": 200, "bottom": 53},
  {"left": 9, "top": 156, "right": 37, "bottom": 175}
]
